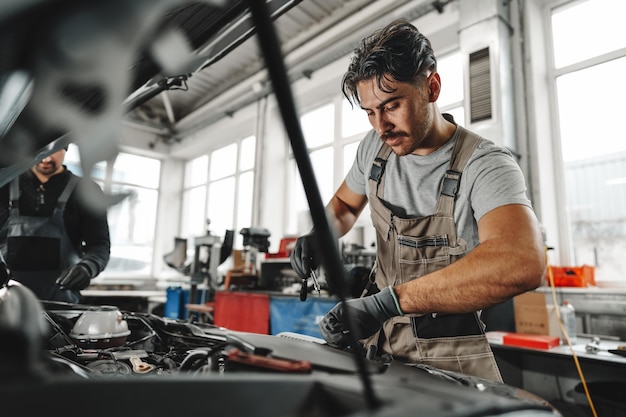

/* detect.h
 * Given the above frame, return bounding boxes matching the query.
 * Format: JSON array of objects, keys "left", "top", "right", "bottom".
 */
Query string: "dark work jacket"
[{"left": 0, "top": 168, "right": 110, "bottom": 285}]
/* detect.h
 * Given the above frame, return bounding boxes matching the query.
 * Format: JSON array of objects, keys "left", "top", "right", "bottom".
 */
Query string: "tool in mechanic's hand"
[
  {"left": 310, "top": 269, "right": 321, "bottom": 296},
  {"left": 299, "top": 262, "right": 321, "bottom": 301},
  {"left": 299, "top": 277, "right": 308, "bottom": 301}
]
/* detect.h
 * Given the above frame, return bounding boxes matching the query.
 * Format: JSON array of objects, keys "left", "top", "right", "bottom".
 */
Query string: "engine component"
[
  {"left": 69, "top": 306, "right": 130, "bottom": 349},
  {"left": 129, "top": 355, "right": 155, "bottom": 374},
  {"left": 86, "top": 359, "right": 131, "bottom": 376}
]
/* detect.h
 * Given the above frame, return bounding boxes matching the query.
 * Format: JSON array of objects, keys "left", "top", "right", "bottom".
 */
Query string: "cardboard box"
[
  {"left": 513, "top": 292, "right": 560, "bottom": 338},
  {"left": 231, "top": 249, "right": 246, "bottom": 269},
  {"left": 545, "top": 304, "right": 562, "bottom": 339}
]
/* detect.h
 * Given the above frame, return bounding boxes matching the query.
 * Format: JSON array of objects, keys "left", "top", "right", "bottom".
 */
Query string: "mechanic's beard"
[
  {"left": 380, "top": 132, "right": 412, "bottom": 156},
  {"left": 35, "top": 163, "right": 58, "bottom": 176}
]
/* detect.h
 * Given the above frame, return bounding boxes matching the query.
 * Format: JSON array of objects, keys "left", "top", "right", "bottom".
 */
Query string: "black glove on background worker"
[
  {"left": 56, "top": 263, "right": 92, "bottom": 290},
  {"left": 290, "top": 231, "right": 319, "bottom": 278},
  {"left": 319, "top": 286, "right": 403, "bottom": 348}
]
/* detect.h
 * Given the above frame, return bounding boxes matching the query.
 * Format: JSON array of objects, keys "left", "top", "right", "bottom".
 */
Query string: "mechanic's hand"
[
  {"left": 289, "top": 231, "right": 319, "bottom": 279},
  {"left": 319, "top": 286, "right": 403, "bottom": 348},
  {"left": 56, "top": 264, "right": 92, "bottom": 290}
]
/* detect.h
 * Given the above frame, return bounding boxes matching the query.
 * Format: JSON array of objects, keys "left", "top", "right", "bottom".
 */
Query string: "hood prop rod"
[{"left": 246, "top": 0, "right": 380, "bottom": 411}]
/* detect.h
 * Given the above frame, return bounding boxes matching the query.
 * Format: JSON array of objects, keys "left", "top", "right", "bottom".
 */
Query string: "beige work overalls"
[{"left": 364, "top": 126, "right": 502, "bottom": 382}]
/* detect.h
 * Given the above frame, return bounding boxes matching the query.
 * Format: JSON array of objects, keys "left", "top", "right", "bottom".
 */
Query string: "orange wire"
[{"left": 545, "top": 248, "right": 598, "bottom": 417}]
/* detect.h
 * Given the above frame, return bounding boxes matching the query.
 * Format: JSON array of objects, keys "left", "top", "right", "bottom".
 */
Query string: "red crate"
[
  {"left": 547, "top": 265, "right": 595, "bottom": 287},
  {"left": 213, "top": 291, "right": 270, "bottom": 334}
]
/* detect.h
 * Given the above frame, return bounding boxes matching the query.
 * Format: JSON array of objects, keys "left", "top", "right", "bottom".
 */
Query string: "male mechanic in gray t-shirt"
[
  {"left": 289, "top": 19, "right": 545, "bottom": 381},
  {"left": 345, "top": 122, "right": 532, "bottom": 250}
]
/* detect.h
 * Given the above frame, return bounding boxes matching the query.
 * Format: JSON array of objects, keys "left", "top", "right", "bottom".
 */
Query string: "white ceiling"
[{"left": 123, "top": 0, "right": 451, "bottom": 143}]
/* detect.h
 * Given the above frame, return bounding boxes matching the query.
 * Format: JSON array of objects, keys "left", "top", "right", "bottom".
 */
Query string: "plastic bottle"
[{"left": 560, "top": 300, "right": 577, "bottom": 344}]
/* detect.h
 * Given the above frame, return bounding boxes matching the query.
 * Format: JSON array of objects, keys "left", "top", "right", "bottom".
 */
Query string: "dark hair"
[{"left": 341, "top": 19, "right": 437, "bottom": 107}]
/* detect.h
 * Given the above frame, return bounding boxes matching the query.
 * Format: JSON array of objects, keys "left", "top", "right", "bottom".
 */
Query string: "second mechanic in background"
[{"left": 0, "top": 146, "right": 110, "bottom": 303}]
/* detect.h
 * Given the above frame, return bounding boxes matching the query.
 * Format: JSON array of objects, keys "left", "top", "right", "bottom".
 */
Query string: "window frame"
[
  {"left": 181, "top": 135, "right": 257, "bottom": 248},
  {"left": 64, "top": 146, "right": 162, "bottom": 280},
  {"left": 545, "top": 0, "right": 626, "bottom": 279},
  {"left": 286, "top": 97, "right": 366, "bottom": 235}
]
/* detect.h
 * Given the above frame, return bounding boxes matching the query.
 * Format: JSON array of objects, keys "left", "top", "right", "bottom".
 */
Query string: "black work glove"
[
  {"left": 290, "top": 231, "right": 319, "bottom": 279},
  {"left": 319, "top": 286, "right": 403, "bottom": 348},
  {"left": 56, "top": 264, "right": 92, "bottom": 290}
]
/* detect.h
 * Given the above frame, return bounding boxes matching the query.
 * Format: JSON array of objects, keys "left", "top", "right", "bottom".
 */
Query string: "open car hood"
[{"left": 0, "top": 0, "right": 299, "bottom": 186}]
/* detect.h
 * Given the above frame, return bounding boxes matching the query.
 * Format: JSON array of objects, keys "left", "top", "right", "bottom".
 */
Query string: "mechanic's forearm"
[{"left": 394, "top": 238, "right": 545, "bottom": 315}]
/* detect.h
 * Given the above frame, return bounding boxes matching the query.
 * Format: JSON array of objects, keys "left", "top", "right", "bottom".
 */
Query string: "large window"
[
  {"left": 287, "top": 100, "right": 368, "bottom": 234},
  {"left": 65, "top": 146, "right": 161, "bottom": 278},
  {"left": 550, "top": 0, "right": 626, "bottom": 283},
  {"left": 287, "top": 103, "right": 337, "bottom": 234},
  {"left": 181, "top": 136, "right": 256, "bottom": 247},
  {"left": 437, "top": 52, "right": 465, "bottom": 126},
  {"left": 181, "top": 155, "right": 208, "bottom": 238}
]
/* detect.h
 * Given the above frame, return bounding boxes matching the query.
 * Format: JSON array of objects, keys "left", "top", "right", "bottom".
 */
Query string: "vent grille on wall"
[{"left": 469, "top": 47, "right": 492, "bottom": 123}]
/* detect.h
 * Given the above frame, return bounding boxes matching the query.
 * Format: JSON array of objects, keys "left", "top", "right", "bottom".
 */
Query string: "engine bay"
[
  {"left": 0, "top": 284, "right": 559, "bottom": 417},
  {"left": 43, "top": 302, "right": 314, "bottom": 377}
]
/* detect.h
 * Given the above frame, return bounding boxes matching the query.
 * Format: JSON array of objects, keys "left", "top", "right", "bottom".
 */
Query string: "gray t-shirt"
[{"left": 345, "top": 126, "right": 531, "bottom": 251}]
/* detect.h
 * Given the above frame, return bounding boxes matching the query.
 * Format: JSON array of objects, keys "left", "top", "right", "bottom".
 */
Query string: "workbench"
[
  {"left": 535, "top": 285, "right": 626, "bottom": 340},
  {"left": 490, "top": 336, "right": 626, "bottom": 416}
]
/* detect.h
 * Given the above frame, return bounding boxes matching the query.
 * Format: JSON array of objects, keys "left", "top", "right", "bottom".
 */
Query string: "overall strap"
[
  {"left": 9, "top": 178, "right": 20, "bottom": 215},
  {"left": 368, "top": 143, "right": 393, "bottom": 199},
  {"left": 8, "top": 174, "right": 79, "bottom": 211},
  {"left": 435, "top": 127, "right": 482, "bottom": 216},
  {"left": 56, "top": 175, "right": 79, "bottom": 210}
]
